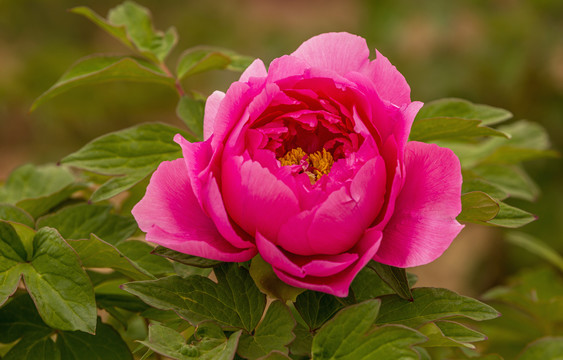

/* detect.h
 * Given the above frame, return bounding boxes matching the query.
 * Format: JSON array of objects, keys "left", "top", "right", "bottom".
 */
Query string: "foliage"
[{"left": 0, "top": 2, "right": 558, "bottom": 359}]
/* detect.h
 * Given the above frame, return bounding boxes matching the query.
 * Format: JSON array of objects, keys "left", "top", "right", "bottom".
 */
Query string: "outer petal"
[
  {"left": 291, "top": 32, "right": 370, "bottom": 75},
  {"left": 203, "top": 91, "right": 225, "bottom": 140},
  {"left": 239, "top": 58, "right": 268, "bottom": 83},
  {"left": 374, "top": 142, "right": 464, "bottom": 267},
  {"left": 132, "top": 159, "right": 256, "bottom": 261},
  {"left": 364, "top": 50, "right": 412, "bottom": 106}
]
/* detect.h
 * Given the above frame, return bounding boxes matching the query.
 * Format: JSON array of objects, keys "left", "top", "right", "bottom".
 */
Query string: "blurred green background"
[{"left": 1, "top": 0, "right": 561, "bottom": 292}]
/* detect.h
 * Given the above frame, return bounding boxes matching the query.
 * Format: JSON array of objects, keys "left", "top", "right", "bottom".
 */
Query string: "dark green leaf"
[
  {"left": 3, "top": 331, "right": 60, "bottom": 360},
  {"left": 37, "top": 203, "right": 137, "bottom": 244},
  {"left": 152, "top": 246, "right": 222, "bottom": 268},
  {"left": 0, "top": 222, "right": 27, "bottom": 305},
  {"left": 62, "top": 123, "right": 190, "bottom": 201},
  {"left": 0, "top": 204, "right": 34, "bottom": 228},
  {"left": 139, "top": 322, "right": 241, "bottom": 360},
  {"left": 368, "top": 261, "right": 413, "bottom": 300},
  {"left": 505, "top": 232, "right": 563, "bottom": 272},
  {"left": 176, "top": 46, "right": 254, "bottom": 80},
  {"left": 516, "top": 337, "right": 563, "bottom": 360},
  {"left": 415, "top": 98, "right": 513, "bottom": 126},
  {"left": 94, "top": 278, "right": 151, "bottom": 312},
  {"left": 289, "top": 322, "right": 313, "bottom": 358},
  {"left": 237, "top": 301, "right": 296, "bottom": 359},
  {"left": 107, "top": 1, "right": 177, "bottom": 63},
  {"left": 31, "top": 56, "right": 175, "bottom": 111},
  {"left": 312, "top": 300, "right": 426, "bottom": 360},
  {"left": 0, "top": 294, "right": 50, "bottom": 343},
  {"left": 376, "top": 288, "right": 500, "bottom": 328},
  {"left": 417, "top": 320, "right": 486, "bottom": 349},
  {"left": 23, "top": 227, "right": 97, "bottom": 333},
  {"left": 487, "top": 202, "right": 536, "bottom": 228},
  {"left": 458, "top": 191, "right": 500, "bottom": 223},
  {"left": 56, "top": 319, "right": 133, "bottom": 360},
  {"left": 249, "top": 254, "right": 304, "bottom": 302},
  {"left": 410, "top": 117, "right": 508, "bottom": 142},
  {"left": 69, "top": 235, "right": 153, "bottom": 281},
  {"left": 260, "top": 351, "right": 292, "bottom": 360},
  {"left": 117, "top": 240, "right": 174, "bottom": 276},
  {"left": 294, "top": 291, "right": 343, "bottom": 331},
  {"left": 177, "top": 96, "right": 204, "bottom": 140},
  {"left": 123, "top": 263, "right": 266, "bottom": 331}
]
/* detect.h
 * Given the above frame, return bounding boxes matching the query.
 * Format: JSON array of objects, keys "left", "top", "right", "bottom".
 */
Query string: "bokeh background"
[{"left": 1, "top": 0, "right": 562, "bottom": 296}]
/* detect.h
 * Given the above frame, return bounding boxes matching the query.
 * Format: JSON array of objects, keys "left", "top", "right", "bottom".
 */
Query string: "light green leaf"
[
  {"left": 516, "top": 337, "right": 563, "bottom": 360},
  {"left": 117, "top": 240, "right": 174, "bottom": 276},
  {"left": 410, "top": 117, "right": 508, "bottom": 142},
  {"left": 139, "top": 322, "right": 241, "bottom": 360},
  {"left": 107, "top": 1, "right": 177, "bottom": 63},
  {"left": 470, "top": 164, "right": 539, "bottom": 201},
  {"left": 237, "top": 301, "right": 296, "bottom": 359},
  {"left": 376, "top": 287, "right": 500, "bottom": 328},
  {"left": 487, "top": 201, "right": 536, "bottom": 228},
  {"left": 23, "top": 227, "right": 97, "bottom": 333},
  {"left": 434, "top": 320, "right": 486, "bottom": 344},
  {"left": 69, "top": 235, "right": 153, "bottom": 281},
  {"left": 0, "top": 204, "right": 34, "bottom": 228},
  {"left": 123, "top": 263, "right": 266, "bottom": 331},
  {"left": 36, "top": 203, "right": 137, "bottom": 244},
  {"left": 31, "top": 56, "right": 175, "bottom": 111},
  {"left": 367, "top": 261, "right": 413, "bottom": 300},
  {"left": 294, "top": 291, "right": 343, "bottom": 331},
  {"left": 458, "top": 191, "right": 500, "bottom": 223},
  {"left": 416, "top": 98, "right": 513, "bottom": 125},
  {"left": 177, "top": 96, "right": 204, "bottom": 140},
  {"left": 3, "top": 331, "right": 60, "bottom": 360},
  {"left": 505, "top": 232, "right": 563, "bottom": 272},
  {"left": 152, "top": 246, "right": 223, "bottom": 268},
  {"left": 417, "top": 321, "right": 486, "bottom": 349},
  {"left": 90, "top": 171, "right": 149, "bottom": 202},
  {"left": 461, "top": 177, "right": 508, "bottom": 201},
  {"left": 312, "top": 300, "right": 426, "bottom": 360},
  {"left": 56, "top": 319, "right": 133, "bottom": 360},
  {"left": 250, "top": 254, "right": 305, "bottom": 302},
  {"left": 62, "top": 123, "right": 190, "bottom": 201},
  {"left": 176, "top": 46, "right": 254, "bottom": 80}
]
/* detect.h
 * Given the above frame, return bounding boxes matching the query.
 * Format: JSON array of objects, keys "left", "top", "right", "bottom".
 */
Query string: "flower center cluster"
[{"left": 279, "top": 147, "right": 335, "bottom": 183}]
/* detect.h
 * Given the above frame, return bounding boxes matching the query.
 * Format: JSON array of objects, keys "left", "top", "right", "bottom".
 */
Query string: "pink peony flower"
[{"left": 133, "top": 32, "right": 464, "bottom": 297}]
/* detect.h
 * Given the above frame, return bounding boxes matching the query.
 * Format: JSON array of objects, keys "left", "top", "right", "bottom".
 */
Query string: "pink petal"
[
  {"left": 132, "top": 159, "right": 256, "bottom": 261},
  {"left": 203, "top": 91, "right": 225, "bottom": 140},
  {"left": 239, "top": 58, "right": 268, "bottom": 83},
  {"left": 222, "top": 154, "right": 300, "bottom": 241},
  {"left": 291, "top": 32, "right": 370, "bottom": 76},
  {"left": 374, "top": 141, "right": 464, "bottom": 267},
  {"left": 363, "top": 50, "right": 412, "bottom": 106},
  {"left": 272, "top": 228, "right": 383, "bottom": 297}
]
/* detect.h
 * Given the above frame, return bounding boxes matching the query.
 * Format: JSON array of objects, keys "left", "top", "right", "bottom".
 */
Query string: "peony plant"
[{"left": 0, "top": 2, "right": 560, "bottom": 360}]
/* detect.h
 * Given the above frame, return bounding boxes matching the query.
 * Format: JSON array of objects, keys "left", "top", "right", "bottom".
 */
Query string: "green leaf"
[
  {"left": 152, "top": 246, "right": 223, "bottom": 268},
  {"left": 31, "top": 56, "right": 175, "bottom": 111},
  {"left": 71, "top": 6, "right": 133, "bottom": 49},
  {"left": 487, "top": 201, "right": 536, "bottom": 228},
  {"left": 0, "top": 204, "right": 34, "bottom": 228},
  {"left": 461, "top": 177, "right": 508, "bottom": 201},
  {"left": 94, "top": 278, "right": 150, "bottom": 313},
  {"left": 294, "top": 291, "right": 343, "bottom": 331},
  {"left": 69, "top": 235, "right": 153, "bottom": 281},
  {"left": 417, "top": 321, "right": 486, "bottom": 349},
  {"left": 0, "top": 294, "right": 50, "bottom": 343},
  {"left": 62, "top": 123, "right": 190, "bottom": 201},
  {"left": 0, "top": 164, "right": 82, "bottom": 218},
  {"left": 139, "top": 322, "right": 241, "bottom": 360},
  {"left": 367, "top": 261, "right": 413, "bottom": 300},
  {"left": 237, "top": 301, "right": 296, "bottom": 359},
  {"left": 90, "top": 171, "right": 149, "bottom": 202},
  {"left": 176, "top": 46, "right": 254, "bottom": 80},
  {"left": 22, "top": 227, "right": 97, "bottom": 333},
  {"left": 289, "top": 322, "right": 313, "bottom": 358},
  {"left": 376, "top": 288, "right": 500, "bottom": 328},
  {"left": 260, "top": 351, "right": 292, "bottom": 360},
  {"left": 3, "top": 331, "right": 60, "bottom": 360},
  {"left": 410, "top": 117, "right": 508, "bottom": 142},
  {"left": 470, "top": 164, "right": 539, "bottom": 201},
  {"left": 117, "top": 240, "right": 174, "bottom": 276},
  {"left": 415, "top": 98, "right": 513, "bottom": 126},
  {"left": 505, "top": 232, "right": 563, "bottom": 272},
  {"left": 123, "top": 263, "right": 266, "bottom": 331},
  {"left": 37, "top": 203, "right": 137, "bottom": 244},
  {"left": 107, "top": 1, "right": 177, "bottom": 63},
  {"left": 0, "top": 222, "right": 28, "bottom": 305},
  {"left": 56, "top": 319, "right": 133, "bottom": 360},
  {"left": 249, "top": 254, "right": 305, "bottom": 302},
  {"left": 177, "top": 96, "right": 204, "bottom": 140},
  {"left": 516, "top": 337, "right": 563, "bottom": 360},
  {"left": 312, "top": 300, "right": 426, "bottom": 360},
  {"left": 458, "top": 191, "right": 500, "bottom": 223}
]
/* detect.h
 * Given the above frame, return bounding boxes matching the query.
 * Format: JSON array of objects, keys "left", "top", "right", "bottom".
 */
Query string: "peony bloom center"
[{"left": 278, "top": 147, "right": 335, "bottom": 183}]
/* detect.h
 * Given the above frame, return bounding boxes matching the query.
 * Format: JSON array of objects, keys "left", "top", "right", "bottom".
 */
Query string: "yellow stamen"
[
  {"left": 278, "top": 147, "right": 334, "bottom": 183},
  {"left": 279, "top": 147, "right": 308, "bottom": 166}
]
